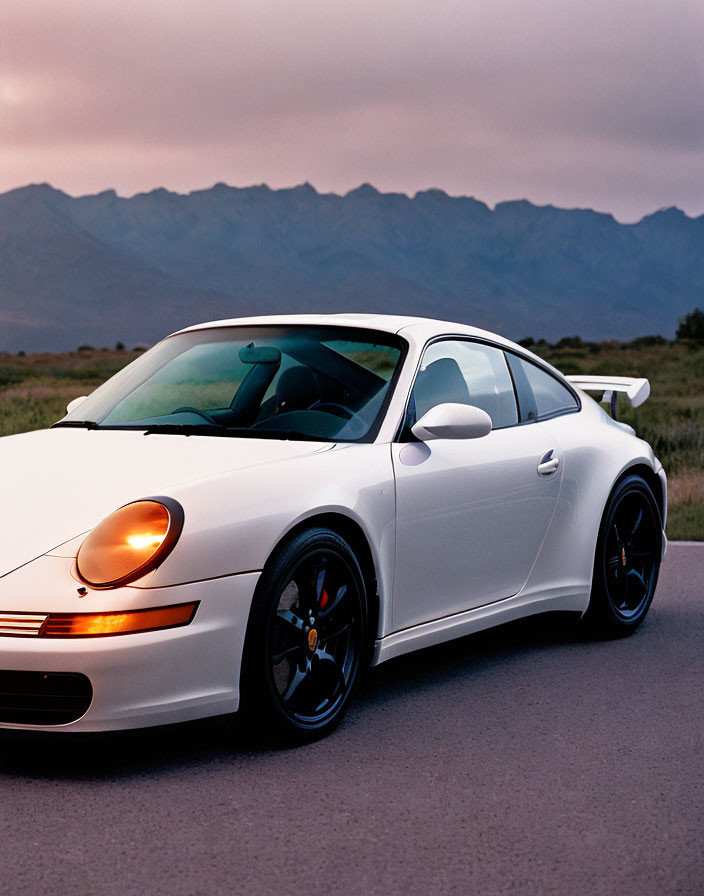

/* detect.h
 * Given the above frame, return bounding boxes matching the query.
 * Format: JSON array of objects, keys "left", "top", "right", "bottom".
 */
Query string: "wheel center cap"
[{"left": 307, "top": 628, "right": 319, "bottom": 652}]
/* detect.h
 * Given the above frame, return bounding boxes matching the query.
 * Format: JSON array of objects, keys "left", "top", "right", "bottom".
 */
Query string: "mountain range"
[{"left": 0, "top": 182, "right": 702, "bottom": 352}]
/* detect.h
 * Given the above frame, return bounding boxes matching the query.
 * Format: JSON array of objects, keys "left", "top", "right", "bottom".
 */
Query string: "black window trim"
[
  {"left": 503, "top": 346, "right": 582, "bottom": 424},
  {"left": 394, "top": 334, "right": 581, "bottom": 442}
]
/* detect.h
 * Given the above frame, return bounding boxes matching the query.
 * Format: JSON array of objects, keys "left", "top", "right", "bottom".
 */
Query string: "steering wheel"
[
  {"left": 310, "top": 401, "right": 355, "bottom": 419},
  {"left": 170, "top": 406, "right": 219, "bottom": 425}
]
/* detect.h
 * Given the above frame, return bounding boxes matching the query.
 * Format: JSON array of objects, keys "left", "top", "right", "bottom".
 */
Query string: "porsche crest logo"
[{"left": 307, "top": 628, "right": 319, "bottom": 652}]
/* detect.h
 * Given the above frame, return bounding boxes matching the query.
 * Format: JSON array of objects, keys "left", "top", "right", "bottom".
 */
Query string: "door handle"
[{"left": 537, "top": 450, "right": 560, "bottom": 476}]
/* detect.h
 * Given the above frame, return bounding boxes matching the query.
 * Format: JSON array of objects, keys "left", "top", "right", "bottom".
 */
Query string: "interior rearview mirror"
[
  {"left": 411, "top": 403, "right": 492, "bottom": 441},
  {"left": 239, "top": 343, "right": 282, "bottom": 365}
]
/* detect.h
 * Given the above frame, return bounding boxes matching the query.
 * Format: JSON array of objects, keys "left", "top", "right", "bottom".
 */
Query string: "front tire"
[
  {"left": 240, "top": 528, "right": 368, "bottom": 742},
  {"left": 583, "top": 474, "right": 662, "bottom": 637}
]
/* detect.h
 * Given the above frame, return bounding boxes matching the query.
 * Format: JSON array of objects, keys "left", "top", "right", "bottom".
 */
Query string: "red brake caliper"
[{"left": 320, "top": 588, "right": 329, "bottom": 610}]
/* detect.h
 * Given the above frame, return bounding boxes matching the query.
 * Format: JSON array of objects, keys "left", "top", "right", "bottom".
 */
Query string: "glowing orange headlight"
[{"left": 76, "top": 497, "right": 184, "bottom": 588}]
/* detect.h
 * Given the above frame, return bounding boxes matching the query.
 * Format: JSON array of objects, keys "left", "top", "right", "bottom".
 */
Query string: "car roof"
[
  {"left": 174, "top": 312, "right": 512, "bottom": 345},
  {"left": 171, "top": 312, "right": 569, "bottom": 382}
]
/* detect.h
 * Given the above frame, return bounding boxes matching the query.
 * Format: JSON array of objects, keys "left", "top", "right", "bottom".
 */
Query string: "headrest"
[
  {"left": 275, "top": 366, "right": 320, "bottom": 412},
  {"left": 413, "top": 358, "right": 470, "bottom": 418}
]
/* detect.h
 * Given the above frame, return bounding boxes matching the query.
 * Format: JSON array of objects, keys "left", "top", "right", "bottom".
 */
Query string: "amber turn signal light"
[
  {"left": 76, "top": 497, "right": 184, "bottom": 588},
  {"left": 41, "top": 602, "right": 198, "bottom": 637}
]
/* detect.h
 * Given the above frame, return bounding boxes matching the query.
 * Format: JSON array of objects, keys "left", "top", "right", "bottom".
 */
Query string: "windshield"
[{"left": 59, "top": 325, "right": 405, "bottom": 442}]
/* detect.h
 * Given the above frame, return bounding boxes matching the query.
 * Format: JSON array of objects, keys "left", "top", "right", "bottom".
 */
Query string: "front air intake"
[{"left": 0, "top": 671, "right": 93, "bottom": 725}]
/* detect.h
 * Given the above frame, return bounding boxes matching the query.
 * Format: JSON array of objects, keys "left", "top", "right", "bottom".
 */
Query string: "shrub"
[
  {"left": 630, "top": 335, "right": 668, "bottom": 348},
  {"left": 555, "top": 335, "right": 583, "bottom": 349},
  {"left": 676, "top": 308, "right": 704, "bottom": 342}
]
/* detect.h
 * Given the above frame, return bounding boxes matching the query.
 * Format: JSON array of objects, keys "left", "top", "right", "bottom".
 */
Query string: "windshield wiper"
[
  {"left": 141, "top": 424, "right": 330, "bottom": 441},
  {"left": 52, "top": 419, "right": 332, "bottom": 441},
  {"left": 51, "top": 420, "right": 100, "bottom": 430}
]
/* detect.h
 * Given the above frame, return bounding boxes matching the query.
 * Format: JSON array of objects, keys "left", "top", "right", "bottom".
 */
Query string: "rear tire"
[
  {"left": 239, "top": 527, "right": 367, "bottom": 743},
  {"left": 583, "top": 474, "right": 662, "bottom": 637}
]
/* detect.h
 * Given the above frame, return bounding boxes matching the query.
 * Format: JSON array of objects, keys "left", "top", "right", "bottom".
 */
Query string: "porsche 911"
[{"left": 0, "top": 314, "right": 666, "bottom": 740}]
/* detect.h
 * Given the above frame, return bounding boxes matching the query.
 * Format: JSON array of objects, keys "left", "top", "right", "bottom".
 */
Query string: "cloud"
[{"left": 1, "top": 0, "right": 702, "bottom": 219}]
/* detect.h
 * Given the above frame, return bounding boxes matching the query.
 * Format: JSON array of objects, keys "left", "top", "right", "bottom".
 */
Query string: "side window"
[
  {"left": 506, "top": 354, "right": 578, "bottom": 421},
  {"left": 408, "top": 340, "right": 518, "bottom": 429}
]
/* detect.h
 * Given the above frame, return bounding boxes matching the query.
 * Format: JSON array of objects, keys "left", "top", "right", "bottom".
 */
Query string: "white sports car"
[{"left": 0, "top": 314, "right": 666, "bottom": 740}]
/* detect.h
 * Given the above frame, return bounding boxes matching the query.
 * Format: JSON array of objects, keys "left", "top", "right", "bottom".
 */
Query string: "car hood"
[{"left": 0, "top": 428, "right": 332, "bottom": 578}]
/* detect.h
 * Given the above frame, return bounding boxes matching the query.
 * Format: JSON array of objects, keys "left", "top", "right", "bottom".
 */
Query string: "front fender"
[{"left": 139, "top": 443, "right": 396, "bottom": 622}]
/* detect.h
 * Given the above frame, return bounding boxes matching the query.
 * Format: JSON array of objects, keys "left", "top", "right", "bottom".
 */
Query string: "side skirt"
[{"left": 371, "top": 585, "right": 589, "bottom": 665}]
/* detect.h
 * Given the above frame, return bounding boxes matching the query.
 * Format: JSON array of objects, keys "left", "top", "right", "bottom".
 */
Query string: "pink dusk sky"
[{"left": 1, "top": 0, "right": 702, "bottom": 221}]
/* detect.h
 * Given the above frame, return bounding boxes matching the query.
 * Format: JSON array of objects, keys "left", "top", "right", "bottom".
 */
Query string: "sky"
[{"left": 1, "top": 0, "right": 703, "bottom": 222}]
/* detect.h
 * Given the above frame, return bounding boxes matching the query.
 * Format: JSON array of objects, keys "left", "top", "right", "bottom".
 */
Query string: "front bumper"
[{"left": 0, "top": 556, "right": 259, "bottom": 732}]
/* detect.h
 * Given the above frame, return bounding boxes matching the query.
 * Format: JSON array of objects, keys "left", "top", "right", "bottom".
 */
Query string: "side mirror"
[
  {"left": 411, "top": 403, "right": 492, "bottom": 441},
  {"left": 66, "top": 395, "right": 88, "bottom": 415}
]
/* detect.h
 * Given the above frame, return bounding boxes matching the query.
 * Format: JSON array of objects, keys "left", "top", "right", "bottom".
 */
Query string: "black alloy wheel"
[
  {"left": 241, "top": 528, "right": 367, "bottom": 741},
  {"left": 585, "top": 474, "right": 662, "bottom": 636}
]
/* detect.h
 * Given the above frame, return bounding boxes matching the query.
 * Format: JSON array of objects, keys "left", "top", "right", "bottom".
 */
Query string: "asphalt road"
[{"left": 0, "top": 543, "right": 702, "bottom": 896}]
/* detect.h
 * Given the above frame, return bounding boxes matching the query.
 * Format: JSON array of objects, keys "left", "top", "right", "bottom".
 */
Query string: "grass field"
[
  {"left": 0, "top": 348, "right": 145, "bottom": 438},
  {"left": 1, "top": 339, "right": 702, "bottom": 539}
]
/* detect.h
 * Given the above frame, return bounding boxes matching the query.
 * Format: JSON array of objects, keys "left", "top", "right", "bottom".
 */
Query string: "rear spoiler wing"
[{"left": 566, "top": 375, "right": 650, "bottom": 420}]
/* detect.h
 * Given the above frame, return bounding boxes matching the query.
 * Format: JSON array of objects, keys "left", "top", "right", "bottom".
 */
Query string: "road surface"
[{"left": 0, "top": 543, "right": 702, "bottom": 895}]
